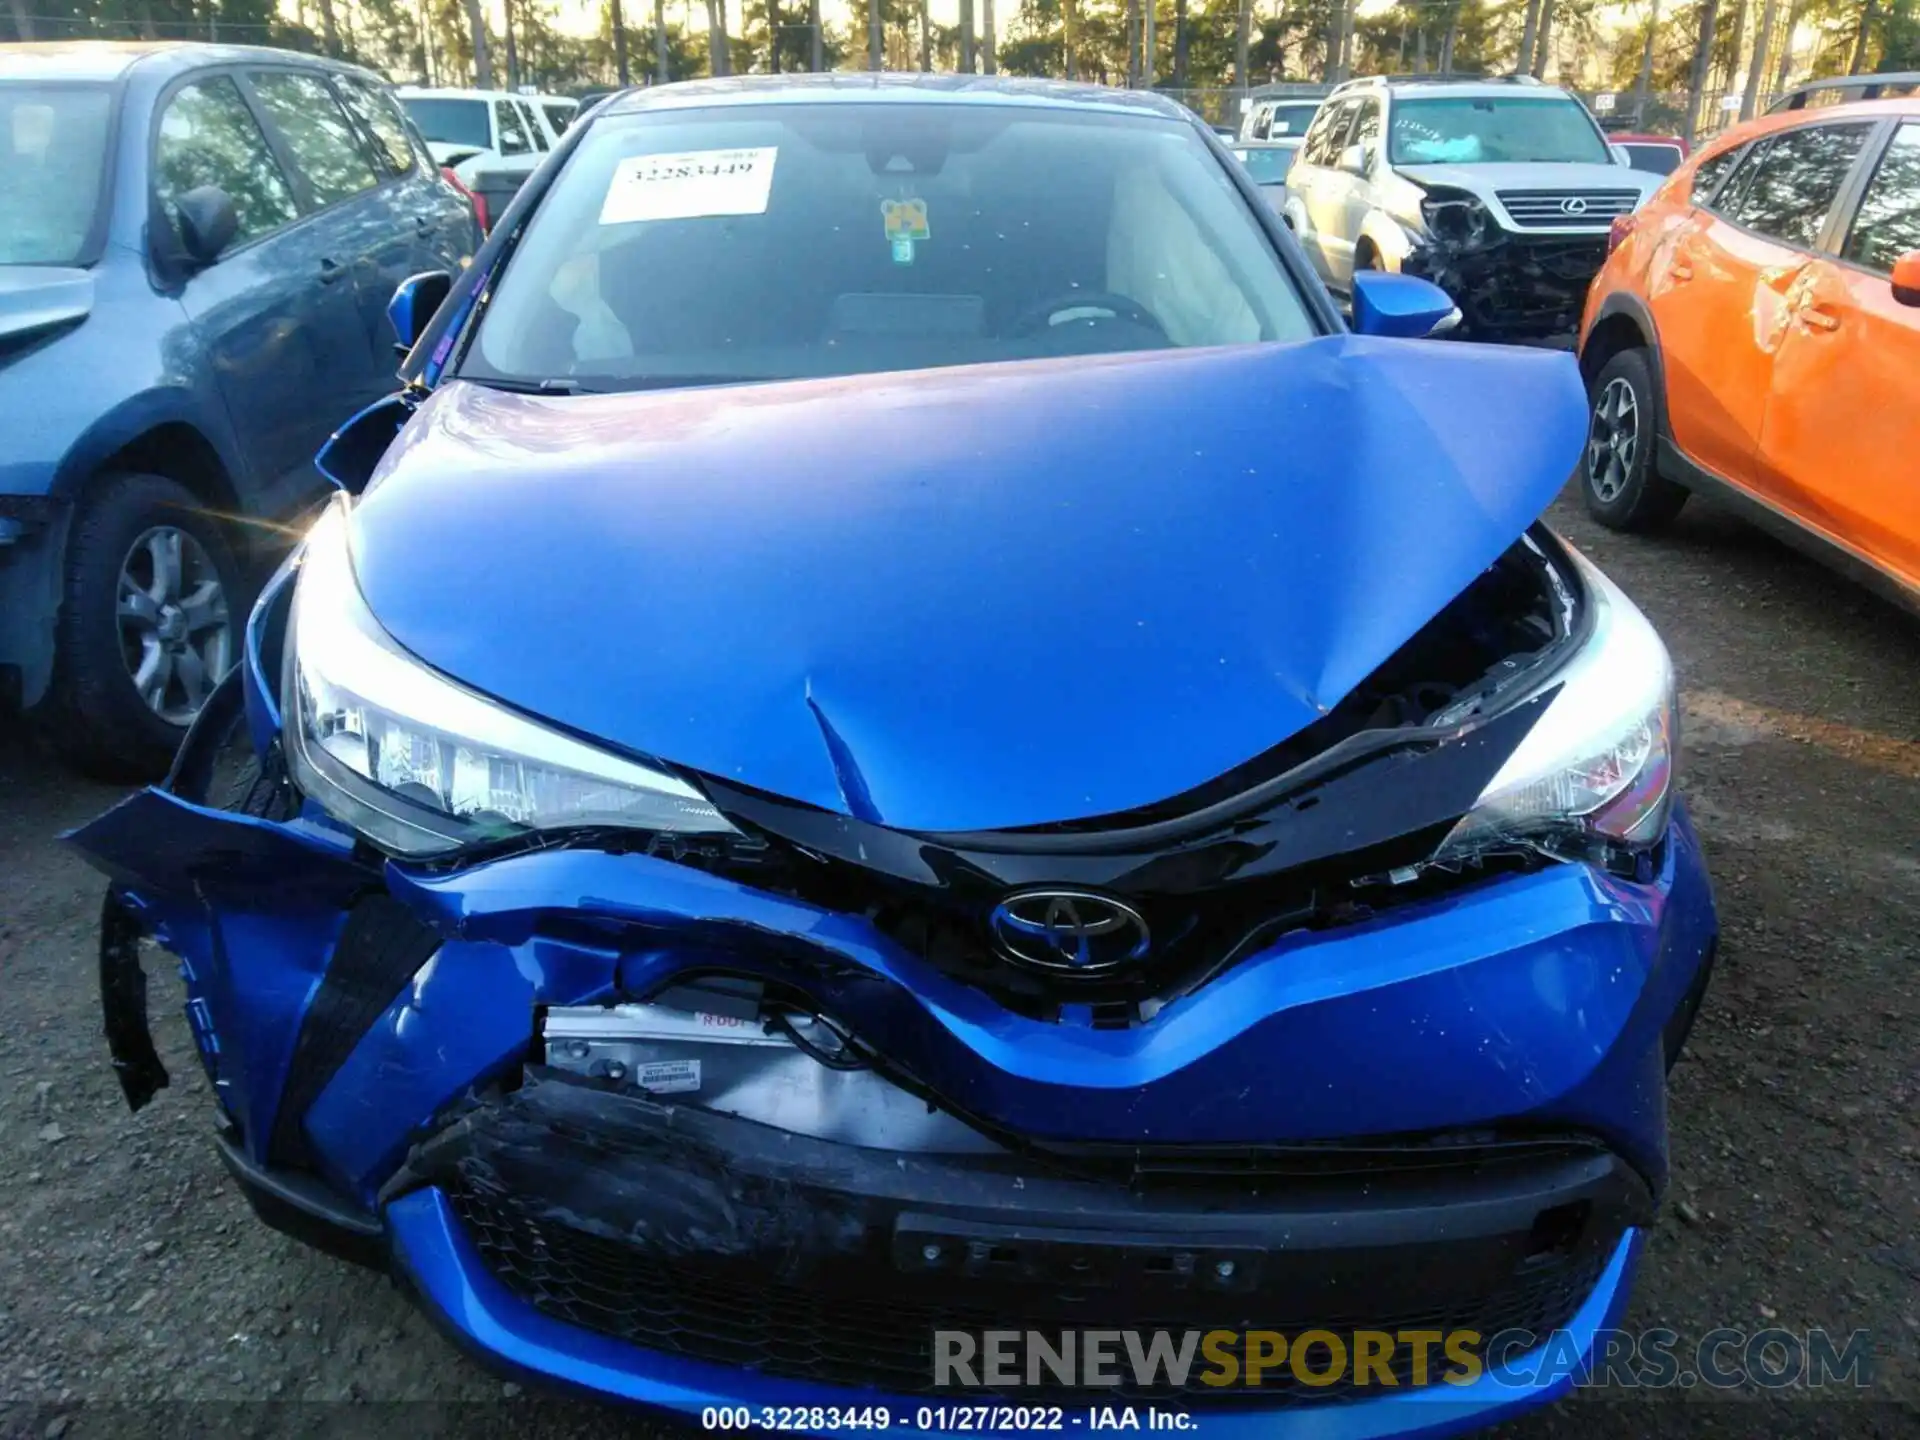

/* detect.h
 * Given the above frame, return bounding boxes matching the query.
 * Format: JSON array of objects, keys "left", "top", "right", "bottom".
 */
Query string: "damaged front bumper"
[
  {"left": 1403, "top": 232, "right": 1610, "bottom": 344},
  {"left": 64, "top": 576, "right": 1718, "bottom": 1435}
]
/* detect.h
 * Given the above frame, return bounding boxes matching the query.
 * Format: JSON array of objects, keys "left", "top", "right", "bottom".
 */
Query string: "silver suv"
[{"left": 1285, "top": 75, "right": 1661, "bottom": 341}]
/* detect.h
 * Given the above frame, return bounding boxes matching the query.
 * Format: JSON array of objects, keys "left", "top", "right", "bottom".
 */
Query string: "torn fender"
[{"left": 65, "top": 786, "right": 371, "bottom": 1151}]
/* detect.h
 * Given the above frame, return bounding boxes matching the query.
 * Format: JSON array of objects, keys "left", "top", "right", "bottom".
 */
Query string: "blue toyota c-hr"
[{"left": 71, "top": 74, "right": 1718, "bottom": 1437}]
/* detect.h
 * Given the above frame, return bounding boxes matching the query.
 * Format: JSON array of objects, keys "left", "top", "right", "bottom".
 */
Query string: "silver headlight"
[
  {"left": 284, "top": 497, "right": 737, "bottom": 857},
  {"left": 1434, "top": 548, "right": 1675, "bottom": 864}
]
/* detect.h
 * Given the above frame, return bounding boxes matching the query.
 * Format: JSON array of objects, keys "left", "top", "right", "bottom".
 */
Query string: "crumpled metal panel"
[
  {"left": 64, "top": 788, "right": 361, "bottom": 1159},
  {"left": 345, "top": 335, "right": 1587, "bottom": 831}
]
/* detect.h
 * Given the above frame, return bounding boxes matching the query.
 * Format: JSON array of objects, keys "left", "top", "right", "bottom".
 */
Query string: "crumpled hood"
[
  {"left": 0, "top": 266, "right": 92, "bottom": 346},
  {"left": 349, "top": 337, "right": 1585, "bottom": 832},
  {"left": 1397, "top": 161, "right": 1658, "bottom": 204}
]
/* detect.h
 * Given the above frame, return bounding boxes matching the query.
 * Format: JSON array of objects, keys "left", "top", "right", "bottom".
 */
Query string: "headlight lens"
[
  {"left": 1434, "top": 548, "right": 1675, "bottom": 864},
  {"left": 284, "top": 498, "right": 737, "bottom": 857}
]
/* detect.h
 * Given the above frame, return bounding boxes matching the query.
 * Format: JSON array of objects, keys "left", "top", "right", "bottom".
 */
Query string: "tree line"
[{"left": 6, "top": 0, "right": 1915, "bottom": 133}]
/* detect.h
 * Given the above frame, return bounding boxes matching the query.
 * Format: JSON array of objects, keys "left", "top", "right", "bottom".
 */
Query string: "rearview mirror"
[
  {"left": 175, "top": 185, "right": 238, "bottom": 267},
  {"left": 1893, "top": 251, "right": 1920, "bottom": 308},
  {"left": 1350, "top": 271, "right": 1461, "bottom": 339},
  {"left": 387, "top": 270, "right": 454, "bottom": 355},
  {"left": 1338, "top": 143, "right": 1369, "bottom": 175}
]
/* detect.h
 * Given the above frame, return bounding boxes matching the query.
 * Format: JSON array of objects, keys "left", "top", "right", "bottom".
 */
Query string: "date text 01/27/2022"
[{"left": 700, "top": 1406, "right": 1197, "bottom": 1432}]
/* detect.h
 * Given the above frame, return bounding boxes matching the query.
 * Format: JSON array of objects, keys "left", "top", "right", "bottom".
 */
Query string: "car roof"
[
  {"left": 0, "top": 39, "right": 379, "bottom": 84},
  {"left": 401, "top": 86, "right": 539, "bottom": 100},
  {"left": 599, "top": 73, "right": 1191, "bottom": 122},
  {"left": 1698, "top": 96, "right": 1920, "bottom": 158}
]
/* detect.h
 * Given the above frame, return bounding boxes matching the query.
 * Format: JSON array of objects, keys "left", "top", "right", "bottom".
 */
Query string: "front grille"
[
  {"left": 1495, "top": 189, "right": 1639, "bottom": 228},
  {"left": 449, "top": 1185, "right": 1612, "bottom": 1405}
]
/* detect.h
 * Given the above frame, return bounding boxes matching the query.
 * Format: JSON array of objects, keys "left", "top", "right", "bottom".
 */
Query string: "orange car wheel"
[{"left": 1582, "top": 348, "right": 1689, "bottom": 533}]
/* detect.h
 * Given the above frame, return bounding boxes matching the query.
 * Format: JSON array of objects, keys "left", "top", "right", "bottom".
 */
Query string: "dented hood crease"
[{"left": 348, "top": 337, "right": 1586, "bottom": 832}]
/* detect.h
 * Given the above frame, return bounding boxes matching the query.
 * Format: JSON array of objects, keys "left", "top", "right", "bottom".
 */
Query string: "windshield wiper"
[
  {"left": 461, "top": 375, "right": 598, "bottom": 396},
  {"left": 460, "top": 373, "right": 782, "bottom": 396},
  {"left": 609, "top": 373, "right": 789, "bottom": 392}
]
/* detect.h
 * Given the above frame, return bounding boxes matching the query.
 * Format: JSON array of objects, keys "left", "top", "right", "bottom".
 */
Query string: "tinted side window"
[
  {"left": 335, "top": 74, "right": 416, "bottom": 176},
  {"left": 1844, "top": 122, "right": 1920, "bottom": 274},
  {"left": 1725, "top": 121, "right": 1874, "bottom": 249},
  {"left": 517, "top": 100, "right": 550, "bottom": 152},
  {"left": 1351, "top": 98, "right": 1381, "bottom": 159},
  {"left": 1305, "top": 100, "right": 1355, "bottom": 167},
  {"left": 1690, "top": 144, "right": 1745, "bottom": 209},
  {"left": 153, "top": 75, "right": 299, "bottom": 250},
  {"left": 495, "top": 99, "right": 532, "bottom": 156},
  {"left": 542, "top": 102, "right": 574, "bottom": 135},
  {"left": 250, "top": 70, "right": 381, "bottom": 207}
]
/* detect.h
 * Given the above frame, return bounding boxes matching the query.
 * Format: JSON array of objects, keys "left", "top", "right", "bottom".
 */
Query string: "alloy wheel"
[
  {"left": 116, "top": 525, "right": 231, "bottom": 726},
  {"left": 1586, "top": 376, "right": 1640, "bottom": 504}
]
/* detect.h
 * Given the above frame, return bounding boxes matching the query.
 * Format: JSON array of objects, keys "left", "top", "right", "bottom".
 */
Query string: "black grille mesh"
[{"left": 449, "top": 1185, "right": 1610, "bottom": 1406}]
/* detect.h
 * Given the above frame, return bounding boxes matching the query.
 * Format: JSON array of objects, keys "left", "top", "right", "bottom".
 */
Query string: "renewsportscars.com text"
[{"left": 933, "top": 1327, "right": 1875, "bottom": 1391}]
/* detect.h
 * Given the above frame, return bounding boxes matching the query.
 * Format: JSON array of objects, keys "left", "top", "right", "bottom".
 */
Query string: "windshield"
[
  {"left": 464, "top": 101, "right": 1314, "bottom": 393},
  {"left": 1, "top": 83, "right": 113, "bottom": 265},
  {"left": 401, "top": 96, "right": 490, "bottom": 150},
  {"left": 1621, "top": 141, "right": 1683, "bottom": 176},
  {"left": 1389, "top": 96, "right": 1611, "bottom": 166},
  {"left": 1234, "top": 145, "right": 1296, "bottom": 184},
  {"left": 1261, "top": 102, "right": 1320, "bottom": 138}
]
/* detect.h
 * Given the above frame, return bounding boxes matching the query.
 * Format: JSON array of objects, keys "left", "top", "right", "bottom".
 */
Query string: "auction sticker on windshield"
[{"left": 599, "top": 147, "right": 779, "bottom": 224}]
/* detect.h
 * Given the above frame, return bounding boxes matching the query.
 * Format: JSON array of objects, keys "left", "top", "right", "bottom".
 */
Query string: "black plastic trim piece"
[
  {"left": 215, "top": 1130, "right": 386, "bottom": 1269},
  {"left": 98, "top": 888, "right": 170, "bottom": 1112},
  {"left": 264, "top": 893, "right": 443, "bottom": 1169},
  {"left": 1656, "top": 436, "right": 1920, "bottom": 617}
]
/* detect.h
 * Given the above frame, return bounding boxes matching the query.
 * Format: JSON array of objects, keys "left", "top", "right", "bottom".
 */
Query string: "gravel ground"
[{"left": 1, "top": 489, "right": 1917, "bottom": 1440}]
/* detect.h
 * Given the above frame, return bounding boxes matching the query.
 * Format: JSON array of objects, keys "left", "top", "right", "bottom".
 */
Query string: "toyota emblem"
[
  {"left": 1560, "top": 196, "right": 1590, "bottom": 216},
  {"left": 989, "top": 890, "right": 1151, "bottom": 974}
]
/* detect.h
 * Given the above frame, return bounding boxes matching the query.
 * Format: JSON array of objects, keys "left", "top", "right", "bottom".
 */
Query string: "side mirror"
[
  {"left": 1338, "top": 143, "right": 1370, "bottom": 175},
  {"left": 175, "top": 185, "right": 238, "bottom": 266},
  {"left": 1893, "top": 251, "right": 1920, "bottom": 308},
  {"left": 315, "top": 393, "right": 414, "bottom": 495},
  {"left": 387, "top": 270, "right": 454, "bottom": 355},
  {"left": 1350, "top": 271, "right": 1461, "bottom": 339}
]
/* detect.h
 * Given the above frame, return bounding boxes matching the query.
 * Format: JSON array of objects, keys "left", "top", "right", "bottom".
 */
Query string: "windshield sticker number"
[{"left": 599, "top": 147, "right": 778, "bottom": 225}]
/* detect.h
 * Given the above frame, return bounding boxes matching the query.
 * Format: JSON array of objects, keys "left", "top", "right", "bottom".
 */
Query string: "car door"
[
  {"left": 1293, "top": 99, "right": 1356, "bottom": 283},
  {"left": 245, "top": 67, "right": 406, "bottom": 417},
  {"left": 1756, "top": 119, "right": 1920, "bottom": 587},
  {"left": 1648, "top": 119, "right": 1878, "bottom": 491},
  {"left": 515, "top": 97, "right": 552, "bottom": 157},
  {"left": 1306, "top": 100, "right": 1362, "bottom": 279},
  {"left": 332, "top": 73, "right": 478, "bottom": 316},
  {"left": 492, "top": 96, "right": 539, "bottom": 172},
  {"left": 151, "top": 72, "right": 370, "bottom": 520},
  {"left": 1327, "top": 96, "right": 1384, "bottom": 287}
]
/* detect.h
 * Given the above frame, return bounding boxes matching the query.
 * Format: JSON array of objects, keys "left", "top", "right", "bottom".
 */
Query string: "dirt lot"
[{"left": 1, "top": 489, "right": 1917, "bottom": 1440}]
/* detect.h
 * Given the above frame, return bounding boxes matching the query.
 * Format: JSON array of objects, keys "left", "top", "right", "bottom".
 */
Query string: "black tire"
[
  {"left": 41, "top": 472, "right": 244, "bottom": 782},
  {"left": 1581, "top": 348, "right": 1689, "bottom": 533}
]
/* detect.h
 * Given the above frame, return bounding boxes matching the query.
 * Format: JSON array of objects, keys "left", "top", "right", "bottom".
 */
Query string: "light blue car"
[{"left": 0, "top": 41, "right": 477, "bottom": 775}]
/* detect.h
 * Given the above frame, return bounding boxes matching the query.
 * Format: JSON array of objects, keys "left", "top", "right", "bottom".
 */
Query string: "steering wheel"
[{"left": 1011, "top": 290, "right": 1168, "bottom": 338}]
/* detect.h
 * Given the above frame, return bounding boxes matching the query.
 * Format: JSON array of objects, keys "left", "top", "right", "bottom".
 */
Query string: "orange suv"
[{"left": 1577, "top": 97, "right": 1920, "bottom": 606}]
